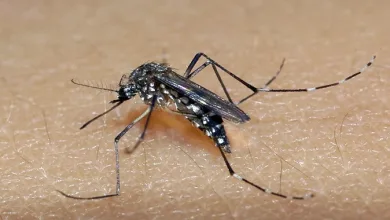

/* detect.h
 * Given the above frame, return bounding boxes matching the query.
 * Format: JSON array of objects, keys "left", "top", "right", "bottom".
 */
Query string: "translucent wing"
[{"left": 155, "top": 70, "right": 250, "bottom": 123}]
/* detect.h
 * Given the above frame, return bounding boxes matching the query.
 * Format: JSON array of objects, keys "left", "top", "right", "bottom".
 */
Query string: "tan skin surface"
[{"left": 1, "top": 1, "right": 390, "bottom": 219}]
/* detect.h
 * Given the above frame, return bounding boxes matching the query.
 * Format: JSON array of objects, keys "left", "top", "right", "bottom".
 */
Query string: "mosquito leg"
[
  {"left": 184, "top": 52, "right": 207, "bottom": 78},
  {"left": 184, "top": 53, "right": 286, "bottom": 104},
  {"left": 186, "top": 53, "right": 258, "bottom": 90},
  {"left": 127, "top": 96, "right": 158, "bottom": 154},
  {"left": 262, "top": 58, "right": 286, "bottom": 88},
  {"left": 236, "top": 58, "right": 286, "bottom": 105},
  {"left": 238, "top": 56, "right": 374, "bottom": 102},
  {"left": 57, "top": 97, "right": 156, "bottom": 200},
  {"left": 184, "top": 57, "right": 234, "bottom": 103},
  {"left": 217, "top": 146, "right": 313, "bottom": 200},
  {"left": 185, "top": 59, "right": 212, "bottom": 79},
  {"left": 211, "top": 63, "right": 234, "bottom": 103},
  {"left": 185, "top": 53, "right": 375, "bottom": 105},
  {"left": 184, "top": 53, "right": 259, "bottom": 104},
  {"left": 256, "top": 56, "right": 375, "bottom": 93}
]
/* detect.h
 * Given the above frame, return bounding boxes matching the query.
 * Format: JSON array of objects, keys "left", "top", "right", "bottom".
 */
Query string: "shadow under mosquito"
[{"left": 111, "top": 107, "right": 223, "bottom": 157}]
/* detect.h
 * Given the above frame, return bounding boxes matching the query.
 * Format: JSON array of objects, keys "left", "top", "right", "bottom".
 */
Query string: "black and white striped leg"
[
  {"left": 218, "top": 146, "right": 313, "bottom": 200},
  {"left": 257, "top": 56, "right": 376, "bottom": 93},
  {"left": 184, "top": 53, "right": 259, "bottom": 104},
  {"left": 57, "top": 96, "right": 157, "bottom": 200},
  {"left": 236, "top": 58, "right": 286, "bottom": 105},
  {"left": 184, "top": 53, "right": 375, "bottom": 104},
  {"left": 184, "top": 53, "right": 287, "bottom": 105},
  {"left": 127, "top": 96, "right": 157, "bottom": 154},
  {"left": 262, "top": 58, "right": 286, "bottom": 88}
]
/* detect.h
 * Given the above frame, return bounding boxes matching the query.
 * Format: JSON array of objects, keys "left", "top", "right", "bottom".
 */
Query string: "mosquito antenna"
[{"left": 71, "top": 79, "right": 118, "bottom": 93}]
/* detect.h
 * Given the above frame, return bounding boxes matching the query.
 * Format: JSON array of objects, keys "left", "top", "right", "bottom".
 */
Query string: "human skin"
[{"left": 1, "top": 1, "right": 390, "bottom": 219}]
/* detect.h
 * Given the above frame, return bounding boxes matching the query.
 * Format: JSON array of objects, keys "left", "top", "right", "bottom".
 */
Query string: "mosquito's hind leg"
[
  {"left": 236, "top": 58, "right": 286, "bottom": 105},
  {"left": 218, "top": 146, "right": 313, "bottom": 200},
  {"left": 256, "top": 56, "right": 376, "bottom": 93},
  {"left": 183, "top": 53, "right": 285, "bottom": 105}
]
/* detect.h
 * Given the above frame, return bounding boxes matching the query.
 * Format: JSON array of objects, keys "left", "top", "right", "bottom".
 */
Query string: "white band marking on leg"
[{"left": 233, "top": 173, "right": 243, "bottom": 180}]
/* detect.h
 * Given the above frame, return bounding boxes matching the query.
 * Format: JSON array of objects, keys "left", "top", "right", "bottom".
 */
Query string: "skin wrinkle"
[{"left": 1, "top": 1, "right": 389, "bottom": 219}]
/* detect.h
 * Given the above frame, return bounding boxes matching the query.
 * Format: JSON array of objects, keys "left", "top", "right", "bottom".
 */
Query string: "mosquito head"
[
  {"left": 116, "top": 62, "right": 170, "bottom": 102},
  {"left": 117, "top": 83, "right": 138, "bottom": 101}
]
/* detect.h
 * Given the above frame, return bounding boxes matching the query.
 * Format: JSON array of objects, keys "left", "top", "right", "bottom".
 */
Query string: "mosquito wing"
[{"left": 155, "top": 70, "right": 250, "bottom": 123}]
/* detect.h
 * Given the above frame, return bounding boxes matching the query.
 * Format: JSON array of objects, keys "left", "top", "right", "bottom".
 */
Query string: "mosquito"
[{"left": 58, "top": 52, "right": 375, "bottom": 200}]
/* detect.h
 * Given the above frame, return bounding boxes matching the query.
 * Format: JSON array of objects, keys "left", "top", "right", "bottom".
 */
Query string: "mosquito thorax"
[
  {"left": 130, "top": 62, "right": 170, "bottom": 83},
  {"left": 126, "top": 62, "right": 171, "bottom": 104}
]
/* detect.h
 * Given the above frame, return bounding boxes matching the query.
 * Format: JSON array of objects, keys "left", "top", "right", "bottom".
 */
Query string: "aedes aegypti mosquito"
[{"left": 58, "top": 52, "right": 375, "bottom": 200}]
